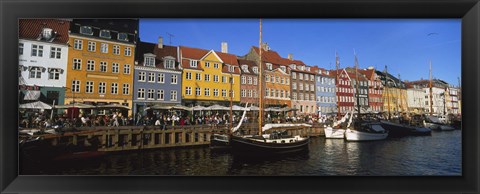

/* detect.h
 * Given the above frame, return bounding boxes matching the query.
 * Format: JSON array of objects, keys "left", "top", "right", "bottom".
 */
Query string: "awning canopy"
[
  {"left": 19, "top": 101, "right": 52, "bottom": 110},
  {"left": 205, "top": 105, "right": 229, "bottom": 111},
  {"left": 23, "top": 90, "right": 41, "bottom": 100},
  {"left": 54, "top": 103, "right": 96, "bottom": 109},
  {"left": 96, "top": 104, "right": 131, "bottom": 110},
  {"left": 191, "top": 105, "right": 206, "bottom": 111}
]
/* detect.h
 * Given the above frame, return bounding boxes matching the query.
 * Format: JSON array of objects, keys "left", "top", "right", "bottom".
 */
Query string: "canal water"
[{"left": 21, "top": 130, "right": 461, "bottom": 176}]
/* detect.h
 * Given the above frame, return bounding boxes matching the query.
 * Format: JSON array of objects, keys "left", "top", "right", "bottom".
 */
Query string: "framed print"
[{"left": 1, "top": 0, "right": 479, "bottom": 193}]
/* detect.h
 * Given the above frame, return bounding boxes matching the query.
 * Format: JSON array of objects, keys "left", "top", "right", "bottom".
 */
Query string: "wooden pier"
[{"left": 24, "top": 124, "right": 325, "bottom": 153}]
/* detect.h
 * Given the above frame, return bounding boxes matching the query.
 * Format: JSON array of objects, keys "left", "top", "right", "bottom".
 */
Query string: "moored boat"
[
  {"left": 230, "top": 132, "right": 310, "bottom": 155},
  {"left": 379, "top": 120, "right": 413, "bottom": 138},
  {"left": 345, "top": 121, "right": 388, "bottom": 141}
]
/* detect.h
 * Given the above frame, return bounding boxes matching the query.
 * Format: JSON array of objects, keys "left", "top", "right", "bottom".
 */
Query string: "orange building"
[{"left": 65, "top": 19, "right": 138, "bottom": 116}]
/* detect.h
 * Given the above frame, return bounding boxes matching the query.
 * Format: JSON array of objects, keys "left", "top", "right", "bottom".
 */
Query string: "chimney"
[
  {"left": 221, "top": 42, "right": 228, "bottom": 53},
  {"left": 288, "top": 53, "right": 293, "bottom": 60},
  {"left": 158, "top": 36, "right": 163, "bottom": 49}
]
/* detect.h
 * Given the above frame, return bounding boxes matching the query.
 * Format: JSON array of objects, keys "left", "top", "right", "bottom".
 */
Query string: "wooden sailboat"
[
  {"left": 345, "top": 51, "right": 388, "bottom": 141},
  {"left": 230, "top": 19, "right": 310, "bottom": 155},
  {"left": 324, "top": 52, "right": 348, "bottom": 139}
]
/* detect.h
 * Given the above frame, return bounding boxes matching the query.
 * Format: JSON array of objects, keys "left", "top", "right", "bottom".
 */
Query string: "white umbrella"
[
  {"left": 97, "top": 104, "right": 131, "bottom": 110},
  {"left": 206, "top": 105, "right": 229, "bottom": 110},
  {"left": 231, "top": 105, "right": 249, "bottom": 111},
  {"left": 145, "top": 105, "right": 173, "bottom": 110},
  {"left": 249, "top": 106, "right": 259, "bottom": 111},
  {"left": 171, "top": 104, "right": 191, "bottom": 111},
  {"left": 51, "top": 103, "right": 95, "bottom": 109},
  {"left": 191, "top": 105, "right": 206, "bottom": 111},
  {"left": 19, "top": 101, "right": 52, "bottom": 110}
]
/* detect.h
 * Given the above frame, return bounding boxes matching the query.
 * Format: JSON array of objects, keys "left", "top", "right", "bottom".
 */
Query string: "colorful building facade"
[
  {"left": 313, "top": 67, "right": 336, "bottom": 115},
  {"left": 179, "top": 46, "right": 240, "bottom": 106},
  {"left": 65, "top": 19, "right": 138, "bottom": 115},
  {"left": 238, "top": 59, "right": 259, "bottom": 105},
  {"left": 359, "top": 67, "right": 383, "bottom": 113},
  {"left": 133, "top": 38, "right": 182, "bottom": 115}
]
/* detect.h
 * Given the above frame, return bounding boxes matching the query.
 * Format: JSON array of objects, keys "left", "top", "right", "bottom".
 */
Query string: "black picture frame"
[{"left": 1, "top": 0, "right": 479, "bottom": 193}]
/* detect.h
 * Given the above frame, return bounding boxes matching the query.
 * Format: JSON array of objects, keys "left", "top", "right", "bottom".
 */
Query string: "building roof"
[
  {"left": 19, "top": 19, "right": 71, "bottom": 44},
  {"left": 238, "top": 59, "right": 258, "bottom": 75},
  {"left": 134, "top": 41, "right": 180, "bottom": 70},
  {"left": 179, "top": 46, "right": 240, "bottom": 73},
  {"left": 405, "top": 79, "right": 449, "bottom": 89},
  {"left": 69, "top": 19, "right": 138, "bottom": 45}
]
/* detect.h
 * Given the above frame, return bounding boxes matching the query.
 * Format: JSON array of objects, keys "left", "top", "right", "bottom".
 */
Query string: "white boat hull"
[
  {"left": 345, "top": 128, "right": 388, "bottom": 141},
  {"left": 324, "top": 127, "right": 346, "bottom": 139}
]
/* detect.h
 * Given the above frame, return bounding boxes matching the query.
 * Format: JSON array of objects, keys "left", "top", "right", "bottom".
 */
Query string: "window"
[
  {"left": 74, "top": 39, "right": 83, "bottom": 50},
  {"left": 31, "top": 44, "right": 43, "bottom": 57},
  {"left": 118, "top": 33, "right": 128, "bottom": 41},
  {"left": 254, "top": 78, "right": 258, "bottom": 85},
  {"left": 100, "top": 43, "right": 108, "bottom": 53},
  {"left": 147, "top": 89, "right": 155, "bottom": 100},
  {"left": 248, "top": 77, "right": 252, "bottom": 84},
  {"left": 196, "top": 73, "right": 201, "bottom": 81},
  {"left": 124, "top": 47, "right": 131, "bottom": 56},
  {"left": 253, "top": 67, "right": 258, "bottom": 74},
  {"left": 311, "top": 94, "right": 315, "bottom": 101},
  {"left": 230, "top": 77, "right": 234, "bottom": 84},
  {"left": 266, "top": 88, "right": 270, "bottom": 97},
  {"left": 113, "top": 45, "right": 120, "bottom": 55},
  {"left": 158, "top": 73, "right": 165, "bottom": 83},
  {"left": 305, "top": 93, "right": 309, "bottom": 101},
  {"left": 19, "top": 43, "right": 24, "bottom": 55},
  {"left": 299, "top": 83, "right": 303, "bottom": 90},
  {"left": 186, "top": 72, "right": 192, "bottom": 80},
  {"left": 72, "top": 80, "right": 80, "bottom": 93},
  {"left": 248, "top": 90, "right": 253, "bottom": 97},
  {"left": 157, "top": 90, "right": 164, "bottom": 100},
  {"left": 204, "top": 88, "right": 210, "bottom": 96},
  {"left": 299, "top": 73, "right": 303, "bottom": 80},
  {"left": 185, "top": 87, "right": 192, "bottom": 95},
  {"left": 112, "top": 63, "right": 119, "bottom": 73},
  {"left": 231, "top": 90, "right": 235, "bottom": 98},
  {"left": 204, "top": 74, "right": 210, "bottom": 82},
  {"left": 241, "top": 76, "right": 246, "bottom": 84},
  {"left": 241, "top": 89, "right": 246, "bottom": 97},
  {"left": 276, "top": 76, "right": 280, "bottom": 83},
  {"left": 48, "top": 68, "right": 60, "bottom": 80},
  {"left": 100, "top": 61, "right": 107, "bottom": 72},
  {"left": 214, "top": 75, "right": 219, "bottom": 82},
  {"left": 111, "top": 83, "right": 118, "bottom": 94},
  {"left": 214, "top": 89, "right": 219, "bottom": 96},
  {"left": 138, "top": 72, "right": 146, "bottom": 82},
  {"left": 311, "top": 84, "right": 315, "bottom": 91},
  {"left": 29, "top": 67, "right": 42, "bottom": 78},
  {"left": 310, "top": 75, "right": 315, "bottom": 81},
  {"left": 170, "top": 90, "right": 177, "bottom": 101},
  {"left": 280, "top": 66, "right": 286, "bottom": 72},
  {"left": 266, "top": 63, "right": 272, "bottom": 70},
  {"left": 292, "top": 72, "right": 296, "bottom": 79},
  {"left": 99, "top": 30, "right": 111, "bottom": 38},
  {"left": 87, "top": 60, "right": 95, "bottom": 71},
  {"left": 87, "top": 41, "right": 96, "bottom": 52},
  {"left": 145, "top": 56, "right": 155, "bottom": 67},
  {"left": 229, "top": 66, "right": 235, "bottom": 72},
  {"left": 50, "top": 47, "right": 61, "bottom": 59},
  {"left": 254, "top": 90, "right": 258, "bottom": 98},
  {"left": 196, "top": 87, "right": 201, "bottom": 96},
  {"left": 80, "top": 26, "right": 93, "bottom": 35},
  {"left": 205, "top": 62, "right": 210, "bottom": 68},
  {"left": 266, "top": 75, "right": 270, "bottom": 82},
  {"left": 281, "top": 78, "right": 285, "bottom": 84},
  {"left": 222, "top": 89, "right": 227, "bottom": 97},
  {"left": 292, "top": 83, "right": 297, "bottom": 90},
  {"left": 214, "top": 63, "right": 219, "bottom": 69},
  {"left": 148, "top": 73, "right": 155, "bottom": 82},
  {"left": 123, "top": 64, "right": 130, "bottom": 74},
  {"left": 165, "top": 60, "right": 175, "bottom": 69},
  {"left": 190, "top": 60, "right": 198, "bottom": 67},
  {"left": 222, "top": 76, "right": 227, "bottom": 83},
  {"left": 99, "top": 82, "right": 106, "bottom": 94},
  {"left": 86, "top": 81, "right": 94, "bottom": 93},
  {"left": 171, "top": 75, "right": 178, "bottom": 84},
  {"left": 122, "top": 83, "right": 129, "bottom": 95},
  {"left": 137, "top": 88, "right": 145, "bottom": 99},
  {"left": 292, "top": 93, "right": 297, "bottom": 100}
]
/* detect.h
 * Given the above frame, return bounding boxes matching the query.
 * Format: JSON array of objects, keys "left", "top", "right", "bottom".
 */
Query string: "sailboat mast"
[
  {"left": 230, "top": 65, "right": 233, "bottom": 132},
  {"left": 385, "top": 66, "right": 391, "bottom": 120},
  {"left": 354, "top": 51, "right": 360, "bottom": 117},
  {"left": 335, "top": 52, "right": 340, "bottom": 118},
  {"left": 429, "top": 60, "right": 433, "bottom": 116},
  {"left": 258, "top": 19, "right": 263, "bottom": 135}
]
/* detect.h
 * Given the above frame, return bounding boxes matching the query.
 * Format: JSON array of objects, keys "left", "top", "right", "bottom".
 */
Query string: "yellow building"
[
  {"left": 65, "top": 19, "right": 138, "bottom": 116},
  {"left": 179, "top": 46, "right": 240, "bottom": 106},
  {"left": 382, "top": 87, "right": 408, "bottom": 114}
]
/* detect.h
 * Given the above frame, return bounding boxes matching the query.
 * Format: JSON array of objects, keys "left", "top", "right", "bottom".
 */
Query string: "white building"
[
  {"left": 406, "top": 88, "right": 424, "bottom": 113},
  {"left": 19, "top": 19, "right": 70, "bottom": 105},
  {"left": 423, "top": 87, "right": 447, "bottom": 115}
]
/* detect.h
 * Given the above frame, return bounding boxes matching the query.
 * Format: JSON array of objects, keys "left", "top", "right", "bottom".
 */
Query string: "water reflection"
[{"left": 21, "top": 130, "right": 461, "bottom": 176}]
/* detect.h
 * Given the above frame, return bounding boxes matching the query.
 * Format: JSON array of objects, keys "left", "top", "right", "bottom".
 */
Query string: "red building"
[
  {"left": 331, "top": 69, "right": 354, "bottom": 116},
  {"left": 359, "top": 67, "right": 383, "bottom": 113}
]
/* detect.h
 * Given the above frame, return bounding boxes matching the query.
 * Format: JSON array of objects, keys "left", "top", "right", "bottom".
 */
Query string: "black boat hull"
[
  {"left": 230, "top": 135, "right": 309, "bottom": 155},
  {"left": 380, "top": 121, "right": 414, "bottom": 138}
]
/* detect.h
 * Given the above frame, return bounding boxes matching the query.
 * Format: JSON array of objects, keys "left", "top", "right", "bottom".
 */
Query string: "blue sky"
[{"left": 139, "top": 19, "right": 461, "bottom": 86}]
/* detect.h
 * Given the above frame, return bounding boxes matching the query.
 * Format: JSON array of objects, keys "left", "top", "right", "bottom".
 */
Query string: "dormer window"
[
  {"left": 280, "top": 66, "right": 286, "bottom": 72},
  {"left": 229, "top": 65, "right": 235, "bottom": 72},
  {"left": 190, "top": 60, "right": 198, "bottom": 68},
  {"left": 266, "top": 63, "right": 273, "bottom": 70},
  {"left": 42, "top": 28, "right": 53, "bottom": 40},
  {"left": 165, "top": 59, "right": 175, "bottom": 69},
  {"left": 290, "top": 64, "right": 296, "bottom": 70},
  {"left": 99, "top": 30, "right": 111, "bottom": 39},
  {"left": 253, "top": 67, "right": 258, "bottom": 74},
  {"left": 80, "top": 26, "right": 93, "bottom": 35},
  {"left": 241, "top": 65, "right": 249, "bottom": 73},
  {"left": 306, "top": 67, "right": 310, "bottom": 71},
  {"left": 144, "top": 54, "right": 156, "bottom": 67},
  {"left": 326, "top": 71, "right": 329, "bottom": 75},
  {"left": 118, "top": 33, "right": 128, "bottom": 41}
]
